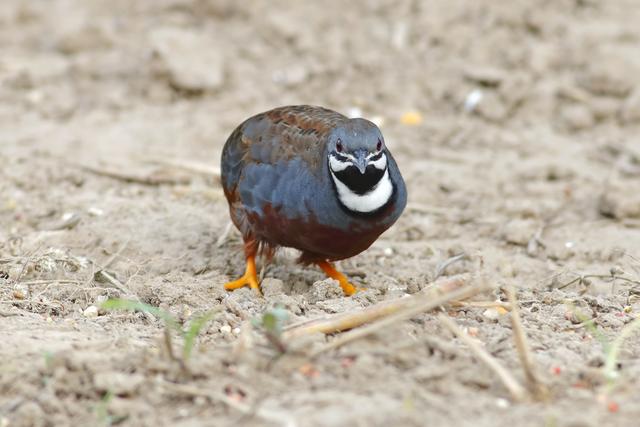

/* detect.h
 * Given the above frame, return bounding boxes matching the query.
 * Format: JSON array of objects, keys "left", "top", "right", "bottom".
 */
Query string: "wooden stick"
[
  {"left": 505, "top": 286, "right": 549, "bottom": 401},
  {"left": 79, "top": 164, "right": 190, "bottom": 186},
  {"left": 14, "top": 279, "right": 82, "bottom": 286},
  {"left": 284, "top": 275, "right": 471, "bottom": 340},
  {"left": 0, "top": 310, "right": 21, "bottom": 317},
  {"left": 308, "top": 279, "right": 490, "bottom": 355},
  {"left": 103, "top": 240, "right": 130, "bottom": 270},
  {"left": 450, "top": 300, "right": 512, "bottom": 310},
  {"left": 148, "top": 158, "right": 221, "bottom": 180},
  {"left": 438, "top": 314, "right": 527, "bottom": 402}
]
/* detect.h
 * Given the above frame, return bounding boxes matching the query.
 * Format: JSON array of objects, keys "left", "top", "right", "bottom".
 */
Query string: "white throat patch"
[{"left": 330, "top": 167, "right": 393, "bottom": 213}]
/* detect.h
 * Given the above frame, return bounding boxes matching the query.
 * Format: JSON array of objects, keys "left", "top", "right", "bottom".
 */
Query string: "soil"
[{"left": 2, "top": 0, "right": 640, "bottom": 426}]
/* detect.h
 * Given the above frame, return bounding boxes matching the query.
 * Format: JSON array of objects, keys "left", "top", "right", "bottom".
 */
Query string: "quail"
[{"left": 220, "top": 105, "right": 407, "bottom": 295}]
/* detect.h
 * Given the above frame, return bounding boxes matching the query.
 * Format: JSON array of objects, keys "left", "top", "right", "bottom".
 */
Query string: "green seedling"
[
  {"left": 604, "top": 317, "right": 640, "bottom": 388},
  {"left": 100, "top": 299, "right": 219, "bottom": 362},
  {"left": 573, "top": 307, "right": 640, "bottom": 391},
  {"left": 94, "top": 390, "right": 113, "bottom": 426},
  {"left": 94, "top": 390, "right": 128, "bottom": 426},
  {"left": 183, "top": 310, "right": 219, "bottom": 359},
  {"left": 252, "top": 306, "right": 289, "bottom": 353}
]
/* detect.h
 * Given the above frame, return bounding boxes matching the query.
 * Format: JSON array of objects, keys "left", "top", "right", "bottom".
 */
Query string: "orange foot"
[
  {"left": 224, "top": 255, "right": 260, "bottom": 293},
  {"left": 316, "top": 260, "right": 359, "bottom": 296}
]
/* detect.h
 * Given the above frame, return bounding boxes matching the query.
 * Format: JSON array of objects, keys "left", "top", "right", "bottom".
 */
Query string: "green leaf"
[
  {"left": 100, "top": 299, "right": 180, "bottom": 332},
  {"left": 182, "top": 308, "right": 221, "bottom": 360}
]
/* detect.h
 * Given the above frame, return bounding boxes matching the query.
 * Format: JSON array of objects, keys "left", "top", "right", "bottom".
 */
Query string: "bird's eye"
[
  {"left": 376, "top": 139, "right": 382, "bottom": 151},
  {"left": 336, "top": 139, "right": 343, "bottom": 152}
]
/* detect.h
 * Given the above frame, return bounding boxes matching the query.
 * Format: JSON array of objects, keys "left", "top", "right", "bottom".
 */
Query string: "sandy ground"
[{"left": 2, "top": 0, "right": 640, "bottom": 426}]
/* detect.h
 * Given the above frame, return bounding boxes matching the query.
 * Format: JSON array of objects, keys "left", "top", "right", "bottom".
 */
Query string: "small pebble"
[
  {"left": 464, "top": 89, "right": 483, "bottom": 112},
  {"left": 495, "top": 398, "right": 510, "bottom": 409},
  {"left": 220, "top": 324, "right": 232, "bottom": 334},
  {"left": 87, "top": 207, "right": 104, "bottom": 216},
  {"left": 482, "top": 308, "right": 503, "bottom": 320},
  {"left": 83, "top": 305, "right": 99, "bottom": 318}
]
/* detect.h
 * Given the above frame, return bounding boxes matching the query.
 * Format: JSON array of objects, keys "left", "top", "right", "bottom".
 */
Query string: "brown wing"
[
  {"left": 248, "top": 105, "right": 347, "bottom": 170},
  {"left": 220, "top": 105, "right": 347, "bottom": 238}
]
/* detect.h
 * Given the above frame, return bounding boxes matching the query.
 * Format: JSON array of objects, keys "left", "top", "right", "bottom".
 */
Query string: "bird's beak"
[{"left": 354, "top": 150, "right": 368, "bottom": 174}]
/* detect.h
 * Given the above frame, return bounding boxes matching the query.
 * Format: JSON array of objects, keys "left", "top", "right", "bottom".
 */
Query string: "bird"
[{"left": 220, "top": 105, "right": 407, "bottom": 295}]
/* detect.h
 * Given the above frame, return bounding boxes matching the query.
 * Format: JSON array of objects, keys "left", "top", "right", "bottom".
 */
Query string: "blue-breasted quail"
[{"left": 221, "top": 105, "right": 407, "bottom": 295}]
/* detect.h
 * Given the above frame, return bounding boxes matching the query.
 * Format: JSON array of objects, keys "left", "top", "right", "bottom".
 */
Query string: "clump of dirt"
[{"left": 2, "top": 0, "right": 640, "bottom": 426}]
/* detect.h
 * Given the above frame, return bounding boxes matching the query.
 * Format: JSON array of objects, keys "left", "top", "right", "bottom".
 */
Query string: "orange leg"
[
  {"left": 316, "top": 260, "right": 358, "bottom": 296},
  {"left": 225, "top": 241, "right": 260, "bottom": 293}
]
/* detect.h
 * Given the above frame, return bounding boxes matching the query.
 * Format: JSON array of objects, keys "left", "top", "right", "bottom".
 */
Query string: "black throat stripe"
[{"left": 334, "top": 164, "right": 386, "bottom": 195}]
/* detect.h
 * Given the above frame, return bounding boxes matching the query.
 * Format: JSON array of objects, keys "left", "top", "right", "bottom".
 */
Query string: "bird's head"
[{"left": 327, "top": 118, "right": 392, "bottom": 214}]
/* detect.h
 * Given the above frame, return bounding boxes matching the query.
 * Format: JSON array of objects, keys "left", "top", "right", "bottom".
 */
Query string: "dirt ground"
[{"left": 2, "top": 0, "right": 640, "bottom": 426}]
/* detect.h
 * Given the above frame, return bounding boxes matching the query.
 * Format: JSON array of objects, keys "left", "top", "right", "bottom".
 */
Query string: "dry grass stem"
[
  {"left": 307, "top": 278, "right": 490, "bottom": 355},
  {"left": 438, "top": 314, "right": 527, "bottom": 402},
  {"left": 149, "top": 158, "right": 222, "bottom": 181},
  {"left": 78, "top": 164, "right": 190, "bottom": 186},
  {"left": 434, "top": 253, "right": 467, "bottom": 280},
  {"left": 103, "top": 240, "right": 130, "bottom": 270},
  {"left": 505, "top": 286, "right": 549, "bottom": 400},
  {"left": 284, "top": 275, "right": 472, "bottom": 340},
  {"left": 15, "top": 279, "right": 83, "bottom": 286},
  {"left": 0, "top": 310, "right": 21, "bottom": 317},
  {"left": 450, "top": 300, "right": 512, "bottom": 310},
  {"left": 94, "top": 270, "right": 155, "bottom": 322}
]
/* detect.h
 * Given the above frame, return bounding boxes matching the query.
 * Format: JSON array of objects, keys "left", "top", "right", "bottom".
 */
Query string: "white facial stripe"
[
  {"left": 330, "top": 168, "right": 393, "bottom": 213},
  {"left": 368, "top": 153, "right": 387, "bottom": 170},
  {"left": 329, "top": 152, "right": 387, "bottom": 172},
  {"left": 329, "top": 155, "right": 351, "bottom": 171}
]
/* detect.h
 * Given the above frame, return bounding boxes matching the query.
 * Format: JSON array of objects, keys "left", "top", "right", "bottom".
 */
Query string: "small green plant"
[
  {"left": 100, "top": 299, "right": 219, "bottom": 362},
  {"left": 573, "top": 307, "right": 640, "bottom": 392},
  {"left": 94, "top": 390, "right": 113, "bottom": 426},
  {"left": 603, "top": 318, "right": 640, "bottom": 387},
  {"left": 252, "top": 306, "right": 289, "bottom": 353},
  {"left": 94, "top": 390, "right": 129, "bottom": 426}
]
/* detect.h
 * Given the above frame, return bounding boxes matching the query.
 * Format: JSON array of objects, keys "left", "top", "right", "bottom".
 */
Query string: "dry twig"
[
  {"left": 450, "top": 300, "right": 512, "bottom": 310},
  {"left": 148, "top": 158, "right": 221, "bottom": 181},
  {"left": 307, "top": 277, "right": 490, "bottom": 355},
  {"left": 0, "top": 310, "right": 21, "bottom": 317},
  {"left": 505, "top": 286, "right": 549, "bottom": 401},
  {"left": 434, "top": 253, "right": 467, "bottom": 280},
  {"left": 284, "top": 275, "right": 472, "bottom": 340},
  {"left": 438, "top": 314, "right": 527, "bottom": 402},
  {"left": 78, "top": 164, "right": 190, "bottom": 186}
]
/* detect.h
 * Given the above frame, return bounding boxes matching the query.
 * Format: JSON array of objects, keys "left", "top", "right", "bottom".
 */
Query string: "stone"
[
  {"left": 150, "top": 28, "right": 224, "bottom": 92},
  {"left": 620, "top": 89, "right": 640, "bottom": 124},
  {"left": 93, "top": 372, "right": 144, "bottom": 395},
  {"left": 308, "top": 278, "right": 343, "bottom": 303},
  {"left": 559, "top": 104, "right": 594, "bottom": 131},
  {"left": 261, "top": 278, "right": 285, "bottom": 297}
]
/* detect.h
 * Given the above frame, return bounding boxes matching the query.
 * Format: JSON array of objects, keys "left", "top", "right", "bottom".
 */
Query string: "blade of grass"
[
  {"left": 605, "top": 317, "right": 640, "bottom": 386},
  {"left": 101, "top": 299, "right": 180, "bottom": 332},
  {"left": 183, "top": 308, "right": 221, "bottom": 360}
]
